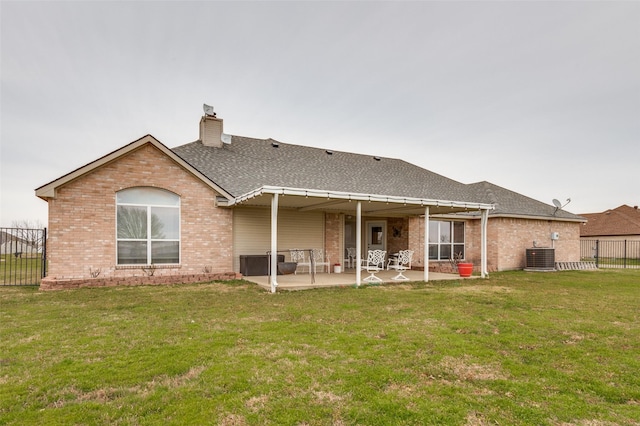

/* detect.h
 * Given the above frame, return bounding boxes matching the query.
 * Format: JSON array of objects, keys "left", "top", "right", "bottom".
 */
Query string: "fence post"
[
  {"left": 624, "top": 239, "right": 627, "bottom": 269},
  {"left": 595, "top": 239, "right": 599, "bottom": 268}
]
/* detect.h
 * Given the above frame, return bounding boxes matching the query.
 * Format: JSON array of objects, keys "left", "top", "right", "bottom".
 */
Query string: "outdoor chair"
[
  {"left": 387, "top": 249, "right": 414, "bottom": 281},
  {"left": 360, "top": 249, "right": 386, "bottom": 282},
  {"left": 346, "top": 247, "right": 356, "bottom": 268},
  {"left": 311, "top": 248, "right": 331, "bottom": 274},
  {"left": 290, "top": 249, "right": 307, "bottom": 274}
]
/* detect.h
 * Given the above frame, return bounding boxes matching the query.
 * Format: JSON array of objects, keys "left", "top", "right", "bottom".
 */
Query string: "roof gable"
[{"left": 35, "top": 135, "right": 232, "bottom": 200}]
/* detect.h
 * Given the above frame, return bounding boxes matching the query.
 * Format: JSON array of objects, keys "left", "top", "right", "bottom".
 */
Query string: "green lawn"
[
  {"left": 1, "top": 270, "right": 639, "bottom": 425},
  {"left": 0, "top": 254, "right": 43, "bottom": 286}
]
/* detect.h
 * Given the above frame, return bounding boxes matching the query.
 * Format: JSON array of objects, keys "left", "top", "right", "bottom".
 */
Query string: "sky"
[{"left": 1, "top": 1, "right": 639, "bottom": 227}]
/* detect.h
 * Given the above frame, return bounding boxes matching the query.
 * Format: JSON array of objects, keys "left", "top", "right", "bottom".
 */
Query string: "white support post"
[
  {"left": 424, "top": 206, "right": 429, "bottom": 282},
  {"left": 481, "top": 208, "right": 489, "bottom": 278},
  {"left": 270, "top": 193, "right": 279, "bottom": 293},
  {"left": 356, "top": 201, "right": 362, "bottom": 287}
]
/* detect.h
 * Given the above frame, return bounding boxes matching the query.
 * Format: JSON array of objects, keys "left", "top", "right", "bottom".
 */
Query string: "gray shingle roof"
[
  {"left": 466, "top": 181, "right": 584, "bottom": 221},
  {"left": 172, "top": 135, "right": 584, "bottom": 221},
  {"left": 173, "top": 136, "right": 477, "bottom": 203}
]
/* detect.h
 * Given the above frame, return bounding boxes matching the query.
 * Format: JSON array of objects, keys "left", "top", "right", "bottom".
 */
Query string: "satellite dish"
[
  {"left": 203, "top": 104, "right": 216, "bottom": 117},
  {"left": 552, "top": 198, "right": 572, "bottom": 215}
]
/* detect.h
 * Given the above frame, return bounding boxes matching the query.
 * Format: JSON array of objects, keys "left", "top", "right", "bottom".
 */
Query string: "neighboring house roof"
[{"left": 580, "top": 205, "right": 640, "bottom": 237}]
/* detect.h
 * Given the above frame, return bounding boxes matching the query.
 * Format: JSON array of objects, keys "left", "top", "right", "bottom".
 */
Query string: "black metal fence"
[
  {"left": 580, "top": 239, "right": 640, "bottom": 269},
  {"left": 0, "top": 228, "right": 47, "bottom": 286}
]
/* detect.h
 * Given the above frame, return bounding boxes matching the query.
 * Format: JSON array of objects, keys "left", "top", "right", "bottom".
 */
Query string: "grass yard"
[
  {"left": 1, "top": 270, "right": 639, "bottom": 425},
  {"left": 0, "top": 254, "right": 43, "bottom": 286}
]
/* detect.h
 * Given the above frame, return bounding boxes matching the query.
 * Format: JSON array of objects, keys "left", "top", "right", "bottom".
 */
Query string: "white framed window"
[
  {"left": 428, "top": 220, "right": 465, "bottom": 260},
  {"left": 116, "top": 187, "right": 180, "bottom": 265}
]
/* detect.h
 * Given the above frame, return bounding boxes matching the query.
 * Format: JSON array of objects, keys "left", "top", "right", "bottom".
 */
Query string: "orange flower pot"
[{"left": 457, "top": 263, "right": 473, "bottom": 277}]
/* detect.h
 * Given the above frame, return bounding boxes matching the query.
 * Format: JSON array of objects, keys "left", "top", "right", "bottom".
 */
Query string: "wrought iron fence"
[
  {"left": 580, "top": 239, "right": 640, "bottom": 269},
  {"left": 0, "top": 228, "right": 47, "bottom": 286}
]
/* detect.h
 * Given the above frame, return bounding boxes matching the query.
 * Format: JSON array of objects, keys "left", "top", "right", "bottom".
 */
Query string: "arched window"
[{"left": 116, "top": 187, "right": 180, "bottom": 265}]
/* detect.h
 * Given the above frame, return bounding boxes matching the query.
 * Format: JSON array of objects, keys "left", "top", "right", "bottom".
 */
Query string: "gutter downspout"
[{"left": 270, "top": 193, "right": 278, "bottom": 293}]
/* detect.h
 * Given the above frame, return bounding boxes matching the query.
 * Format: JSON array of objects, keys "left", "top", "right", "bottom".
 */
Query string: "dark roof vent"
[
  {"left": 373, "top": 156, "right": 381, "bottom": 161},
  {"left": 271, "top": 141, "right": 279, "bottom": 148},
  {"left": 326, "top": 150, "right": 333, "bottom": 155}
]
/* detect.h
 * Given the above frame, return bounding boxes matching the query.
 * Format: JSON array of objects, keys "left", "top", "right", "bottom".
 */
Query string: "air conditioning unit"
[{"left": 525, "top": 248, "right": 555, "bottom": 270}]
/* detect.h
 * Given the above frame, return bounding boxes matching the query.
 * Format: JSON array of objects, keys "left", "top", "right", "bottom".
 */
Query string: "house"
[
  {"left": 579, "top": 205, "right": 640, "bottom": 261},
  {"left": 0, "top": 229, "right": 41, "bottom": 257},
  {"left": 35, "top": 110, "right": 585, "bottom": 291},
  {"left": 580, "top": 205, "right": 640, "bottom": 240}
]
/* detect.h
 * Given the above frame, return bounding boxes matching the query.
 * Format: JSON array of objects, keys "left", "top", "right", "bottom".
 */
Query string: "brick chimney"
[{"left": 200, "top": 114, "right": 224, "bottom": 148}]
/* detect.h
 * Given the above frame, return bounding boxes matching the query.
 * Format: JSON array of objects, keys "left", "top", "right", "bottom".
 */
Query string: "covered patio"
[
  {"left": 243, "top": 268, "right": 477, "bottom": 291},
  {"left": 220, "top": 185, "right": 494, "bottom": 293}
]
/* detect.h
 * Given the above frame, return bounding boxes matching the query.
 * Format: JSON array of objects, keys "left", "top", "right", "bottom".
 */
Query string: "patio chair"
[
  {"left": 346, "top": 247, "right": 356, "bottom": 268},
  {"left": 311, "top": 248, "right": 331, "bottom": 274},
  {"left": 387, "top": 249, "right": 414, "bottom": 281},
  {"left": 360, "top": 249, "right": 386, "bottom": 282},
  {"left": 290, "top": 249, "right": 308, "bottom": 274}
]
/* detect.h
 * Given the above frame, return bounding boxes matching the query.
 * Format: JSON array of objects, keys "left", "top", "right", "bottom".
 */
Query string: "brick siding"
[
  {"left": 407, "top": 215, "right": 581, "bottom": 272},
  {"left": 45, "top": 143, "right": 235, "bottom": 285}
]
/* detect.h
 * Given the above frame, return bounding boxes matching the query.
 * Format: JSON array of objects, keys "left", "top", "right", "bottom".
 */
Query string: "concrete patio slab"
[{"left": 243, "top": 268, "right": 478, "bottom": 291}]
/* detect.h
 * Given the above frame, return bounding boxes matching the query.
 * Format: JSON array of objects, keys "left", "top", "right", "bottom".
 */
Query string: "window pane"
[
  {"left": 428, "top": 244, "right": 438, "bottom": 260},
  {"left": 117, "top": 206, "right": 147, "bottom": 239},
  {"left": 453, "top": 245, "right": 465, "bottom": 260},
  {"left": 440, "top": 244, "right": 452, "bottom": 260},
  {"left": 152, "top": 241, "right": 179, "bottom": 264},
  {"left": 117, "top": 187, "right": 179, "bottom": 206},
  {"left": 117, "top": 241, "right": 147, "bottom": 264},
  {"left": 428, "top": 221, "right": 439, "bottom": 243},
  {"left": 440, "top": 222, "right": 451, "bottom": 243},
  {"left": 151, "top": 207, "right": 179, "bottom": 239},
  {"left": 371, "top": 226, "right": 382, "bottom": 245},
  {"left": 453, "top": 222, "right": 465, "bottom": 243}
]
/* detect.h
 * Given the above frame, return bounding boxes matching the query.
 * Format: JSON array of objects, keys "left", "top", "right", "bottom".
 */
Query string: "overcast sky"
[{"left": 1, "top": 1, "right": 639, "bottom": 227}]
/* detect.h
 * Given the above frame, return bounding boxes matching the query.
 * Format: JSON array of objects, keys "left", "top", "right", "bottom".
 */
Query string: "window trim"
[{"left": 115, "top": 187, "right": 181, "bottom": 266}]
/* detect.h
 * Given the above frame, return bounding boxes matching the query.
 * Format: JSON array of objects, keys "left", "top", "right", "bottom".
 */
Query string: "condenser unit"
[{"left": 525, "top": 248, "right": 555, "bottom": 270}]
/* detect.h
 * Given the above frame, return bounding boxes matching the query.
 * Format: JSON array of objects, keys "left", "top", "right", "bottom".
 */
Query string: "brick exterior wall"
[
  {"left": 408, "top": 216, "right": 425, "bottom": 269},
  {"left": 483, "top": 217, "right": 581, "bottom": 270},
  {"left": 407, "top": 215, "right": 581, "bottom": 273},
  {"left": 45, "top": 143, "right": 234, "bottom": 286},
  {"left": 387, "top": 217, "right": 409, "bottom": 256},
  {"left": 324, "top": 213, "right": 341, "bottom": 268}
]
